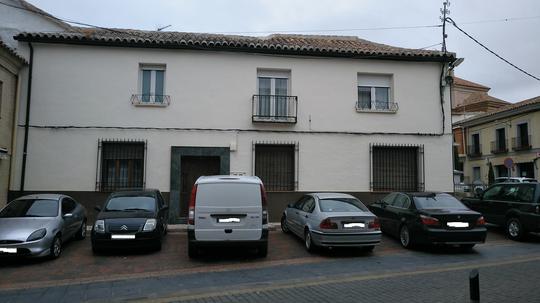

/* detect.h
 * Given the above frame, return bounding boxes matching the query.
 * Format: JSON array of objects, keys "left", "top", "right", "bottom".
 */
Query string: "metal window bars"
[{"left": 252, "top": 95, "right": 298, "bottom": 123}]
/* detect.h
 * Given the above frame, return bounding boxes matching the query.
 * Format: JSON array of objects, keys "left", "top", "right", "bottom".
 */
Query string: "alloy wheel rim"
[
  {"left": 508, "top": 221, "right": 519, "bottom": 237},
  {"left": 305, "top": 233, "right": 311, "bottom": 249},
  {"left": 81, "top": 223, "right": 86, "bottom": 237},
  {"left": 281, "top": 218, "right": 288, "bottom": 232},
  {"left": 54, "top": 238, "right": 61, "bottom": 256},
  {"left": 400, "top": 227, "right": 410, "bottom": 247}
]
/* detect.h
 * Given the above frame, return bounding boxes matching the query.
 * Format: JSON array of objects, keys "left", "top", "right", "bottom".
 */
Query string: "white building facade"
[{"left": 11, "top": 30, "right": 455, "bottom": 222}]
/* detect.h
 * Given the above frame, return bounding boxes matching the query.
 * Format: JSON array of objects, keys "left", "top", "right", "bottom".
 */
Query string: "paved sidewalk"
[{"left": 1, "top": 234, "right": 539, "bottom": 302}]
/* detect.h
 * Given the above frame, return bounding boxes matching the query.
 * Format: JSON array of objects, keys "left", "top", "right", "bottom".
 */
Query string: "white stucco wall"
[{"left": 10, "top": 43, "right": 453, "bottom": 192}]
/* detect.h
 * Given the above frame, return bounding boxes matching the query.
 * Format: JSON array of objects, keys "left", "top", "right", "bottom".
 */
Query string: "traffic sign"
[{"left": 504, "top": 157, "right": 513, "bottom": 169}]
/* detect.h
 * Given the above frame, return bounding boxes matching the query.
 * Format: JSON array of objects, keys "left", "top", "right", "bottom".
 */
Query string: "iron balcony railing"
[
  {"left": 467, "top": 144, "right": 482, "bottom": 158},
  {"left": 356, "top": 100, "right": 398, "bottom": 112},
  {"left": 131, "top": 94, "right": 171, "bottom": 106},
  {"left": 490, "top": 140, "right": 508, "bottom": 154},
  {"left": 512, "top": 135, "right": 532, "bottom": 151},
  {"left": 252, "top": 95, "right": 298, "bottom": 123}
]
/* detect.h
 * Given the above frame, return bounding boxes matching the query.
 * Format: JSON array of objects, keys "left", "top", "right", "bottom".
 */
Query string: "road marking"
[{"left": 134, "top": 254, "right": 540, "bottom": 303}]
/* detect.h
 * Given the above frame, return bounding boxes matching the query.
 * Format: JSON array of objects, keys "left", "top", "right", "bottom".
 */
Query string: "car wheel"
[
  {"left": 506, "top": 217, "right": 526, "bottom": 241},
  {"left": 399, "top": 225, "right": 413, "bottom": 249},
  {"left": 257, "top": 244, "right": 268, "bottom": 258},
  {"left": 155, "top": 239, "right": 162, "bottom": 251},
  {"left": 281, "top": 215, "right": 290, "bottom": 234},
  {"left": 49, "top": 235, "right": 62, "bottom": 259},
  {"left": 75, "top": 220, "right": 87, "bottom": 240},
  {"left": 304, "top": 229, "right": 317, "bottom": 253},
  {"left": 188, "top": 242, "right": 198, "bottom": 258}
]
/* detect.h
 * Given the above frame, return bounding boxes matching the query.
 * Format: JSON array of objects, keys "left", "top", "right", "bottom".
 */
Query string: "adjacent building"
[
  {"left": 9, "top": 28, "right": 456, "bottom": 222},
  {"left": 454, "top": 96, "right": 540, "bottom": 184}
]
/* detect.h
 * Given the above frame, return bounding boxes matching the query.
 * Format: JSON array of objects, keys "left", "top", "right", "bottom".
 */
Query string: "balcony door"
[{"left": 257, "top": 70, "right": 290, "bottom": 120}]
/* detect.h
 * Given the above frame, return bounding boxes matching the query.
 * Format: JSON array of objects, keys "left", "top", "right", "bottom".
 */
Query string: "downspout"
[{"left": 19, "top": 42, "right": 33, "bottom": 192}]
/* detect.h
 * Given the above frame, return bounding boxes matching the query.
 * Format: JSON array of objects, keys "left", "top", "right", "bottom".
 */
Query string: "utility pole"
[{"left": 440, "top": 1, "right": 450, "bottom": 53}]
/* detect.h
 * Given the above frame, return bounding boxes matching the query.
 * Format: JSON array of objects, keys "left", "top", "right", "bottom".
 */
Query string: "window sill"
[
  {"left": 132, "top": 101, "right": 169, "bottom": 107},
  {"left": 252, "top": 117, "right": 297, "bottom": 124},
  {"left": 355, "top": 107, "right": 398, "bottom": 114}
]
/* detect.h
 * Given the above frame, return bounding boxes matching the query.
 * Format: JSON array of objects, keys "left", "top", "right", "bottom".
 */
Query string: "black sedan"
[
  {"left": 91, "top": 189, "right": 168, "bottom": 253},
  {"left": 369, "top": 192, "right": 487, "bottom": 249}
]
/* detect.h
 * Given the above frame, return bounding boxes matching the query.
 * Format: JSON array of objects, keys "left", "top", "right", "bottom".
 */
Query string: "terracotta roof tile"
[
  {"left": 454, "top": 96, "right": 540, "bottom": 125},
  {"left": 15, "top": 28, "right": 454, "bottom": 61},
  {"left": 453, "top": 76, "right": 490, "bottom": 91},
  {"left": 0, "top": 39, "right": 27, "bottom": 64}
]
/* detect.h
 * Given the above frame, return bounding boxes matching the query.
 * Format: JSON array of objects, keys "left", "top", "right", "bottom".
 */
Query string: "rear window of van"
[{"left": 196, "top": 183, "right": 261, "bottom": 207}]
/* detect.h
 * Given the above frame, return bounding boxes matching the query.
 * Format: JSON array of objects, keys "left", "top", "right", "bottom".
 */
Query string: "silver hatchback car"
[
  {"left": 0, "top": 194, "right": 87, "bottom": 258},
  {"left": 281, "top": 193, "right": 382, "bottom": 252}
]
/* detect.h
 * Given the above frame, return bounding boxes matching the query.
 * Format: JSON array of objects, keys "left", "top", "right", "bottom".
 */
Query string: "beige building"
[
  {"left": 0, "top": 40, "right": 25, "bottom": 206},
  {"left": 454, "top": 96, "right": 540, "bottom": 184}
]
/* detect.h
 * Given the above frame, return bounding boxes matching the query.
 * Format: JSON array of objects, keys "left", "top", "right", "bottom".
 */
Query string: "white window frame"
[
  {"left": 256, "top": 69, "right": 292, "bottom": 120},
  {"left": 356, "top": 74, "right": 395, "bottom": 113},
  {"left": 133, "top": 64, "right": 168, "bottom": 107},
  {"left": 472, "top": 166, "right": 481, "bottom": 182}
]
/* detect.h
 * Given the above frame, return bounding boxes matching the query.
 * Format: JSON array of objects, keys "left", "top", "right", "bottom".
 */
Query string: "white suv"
[{"left": 187, "top": 175, "right": 269, "bottom": 258}]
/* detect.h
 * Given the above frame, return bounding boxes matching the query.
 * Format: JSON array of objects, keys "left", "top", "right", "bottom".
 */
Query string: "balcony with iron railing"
[
  {"left": 490, "top": 139, "right": 508, "bottom": 154},
  {"left": 512, "top": 135, "right": 532, "bottom": 151},
  {"left": 467, "top": 144, "right": 482, "bottom": 158},
  {"left": 131, "top": 94, "right": 171, "bottom": 107},
  {"left": 252, "top": 95, "right": 298, "bottom": 123},
  {"left": 356, "top": 100, "right": 398, "bottom": 113}
]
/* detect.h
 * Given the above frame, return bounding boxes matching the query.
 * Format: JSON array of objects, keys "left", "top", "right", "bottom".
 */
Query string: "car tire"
[
  {"left": 506, "top": 217, "right": 526, "bottom": 241},
  {"left": 399, "top": 225, "right": 414, "bottom": 249},
  {"left": 155, "top": 239, "right": 162, "bottom": 251},
  {"left": 188, "top": 242, "right": 198, "bottom": 258},
  {"left": 257, "top": 244, "right": 268, "bottom": 258},
  {"left": 281, "top": 215, "right": 290, "bottom": 234},
  {"left": 49, "top": 235, "right": 62, "bottom": 259},
  {"left": 74, "top": 220, "right": 87, "bottom": 240},
  {"left": 363, "top": 245, "right": 375, "bottom": 252},
  {"left": 304, "top": 229, "right": 317, "bottom": 253}
]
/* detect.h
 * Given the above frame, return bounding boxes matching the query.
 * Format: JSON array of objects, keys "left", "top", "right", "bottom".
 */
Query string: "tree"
[{"left": 488, "top": 162, "right": 495, "bottom": 185}]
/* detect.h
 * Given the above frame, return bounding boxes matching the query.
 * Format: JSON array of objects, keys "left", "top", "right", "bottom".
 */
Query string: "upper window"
[
  {"left": 132, "top": 64, "right": 169, "bottom": 106},
  {"left": 253, "top": 70, "right": 297, "bottom": 123},
  {"left": 513, "top": 123, "right": 531, "bottom": 150},
  {"left": 99, "top": 140, "right": 146, "bottom": 192},
  {"left": 357, "top": 74, "right": 396, "bottom": 113},
  {"left": 469, "top": 133, "right": 481, "bottom": 156}
]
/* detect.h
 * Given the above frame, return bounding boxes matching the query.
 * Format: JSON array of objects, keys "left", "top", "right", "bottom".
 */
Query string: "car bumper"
[
  {"left": 415, "top": 227, "right": 487, "bottom": 245},
  {"left": 91, "top": 230, "right": 161, "bottom": 249},
  {"left": 311, "top": 230, "right": 382, "bottom": 247},
  {"left": 0, "top": 237, "right": 53, "bottom": 258},
  {"left": 188, "top": 229, "right": 269, "bottom": 248}
]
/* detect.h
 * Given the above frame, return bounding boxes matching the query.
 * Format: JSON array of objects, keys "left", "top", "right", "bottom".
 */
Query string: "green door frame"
[{"left": 169, "top": 146, "right": 230, "bottom": 223}]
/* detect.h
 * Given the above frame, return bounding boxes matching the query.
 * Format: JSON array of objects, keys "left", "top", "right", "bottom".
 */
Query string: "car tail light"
[
  {"left": 420, "top": 215, "right": 440, "bottom": 226},
  {"left": 260, "top": 184, "right": 268, "bottom": 224},
  {"left": 368, "top": 218, "right": 381, "bottom": 230},
  {"left": 319, "top": 218, "right": 338, "bottom": 229},
  {"left": 476, "top": 216, "right": 486, "bottom": 226},
  {"left": 188, "top": 184, "right": 197, "bottom": 225}
]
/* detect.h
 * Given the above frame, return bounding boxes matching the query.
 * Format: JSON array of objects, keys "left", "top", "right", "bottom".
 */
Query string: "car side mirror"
[
  {"left": 474, "top": 187, "right": 484, "bottom": 198},
  {"left": 94, "top": 206, "right": 102, "bottom": 212},
  {"left": 63, "top": 213, "right": 73, "bottom": 218}
]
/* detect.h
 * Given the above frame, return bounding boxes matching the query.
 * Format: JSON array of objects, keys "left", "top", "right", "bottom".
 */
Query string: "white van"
[{"left": 187, "top": 175, "right": 269, "bottom": 258}]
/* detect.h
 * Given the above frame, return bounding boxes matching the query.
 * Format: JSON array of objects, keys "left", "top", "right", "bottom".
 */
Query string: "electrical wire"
[{"left": 446, "top": 17, "right": 540, "bottom": 82}]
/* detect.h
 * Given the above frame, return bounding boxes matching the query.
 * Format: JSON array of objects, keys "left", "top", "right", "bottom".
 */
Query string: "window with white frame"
[
  {"left": 256, "top": 70, "right": 292, "bottom": 120},
  {"left": 134, "top": 64, "right": 167, "bottom": 105},
  {"left": 357, "top": 74, "right": 394, "bottom": 111}
]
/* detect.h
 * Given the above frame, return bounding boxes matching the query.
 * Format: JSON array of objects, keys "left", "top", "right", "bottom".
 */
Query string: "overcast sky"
[{"left": 29, "top": 0, "right": 540, "bottom": 103}]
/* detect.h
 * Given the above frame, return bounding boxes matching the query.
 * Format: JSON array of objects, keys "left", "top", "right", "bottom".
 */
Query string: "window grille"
[
  {"left": 370, "top": 144, "right": 424, "bottom": 192},
  {"left": 254, "top": 142, "right": 298, "bottom": 191}
]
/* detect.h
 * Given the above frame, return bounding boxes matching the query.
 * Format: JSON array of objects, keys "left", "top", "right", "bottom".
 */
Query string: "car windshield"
[
  {"left": 105, "top": 196, "right": 156, "bottom": 212},
  {"left": 319, "top": 198, "right": 369, "bottom": 212},
  {"left": 0, "top": 199, "right": 59, "bottom": 217},
  {"left": 413, "top": 194, "right": 466, "bottom": 209}
]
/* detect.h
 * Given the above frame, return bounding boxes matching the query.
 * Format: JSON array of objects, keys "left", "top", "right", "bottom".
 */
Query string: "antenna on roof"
[
  {"left": 157, "top": 25, "right": 172, "bottom": 31},
  {"left": 440, "top": 1, "right": 450, "bottom": 53}
]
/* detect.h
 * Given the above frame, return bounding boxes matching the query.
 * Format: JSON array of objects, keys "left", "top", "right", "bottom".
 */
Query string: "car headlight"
[
  {"left": 27, "top": 228, "right": 47, "bottom": 242},
  {"left": 143, "top": 219, "right": 157, "bottom": 231},
  {"left": 94, "top": 220, "right": 105, "bottom": 233}
]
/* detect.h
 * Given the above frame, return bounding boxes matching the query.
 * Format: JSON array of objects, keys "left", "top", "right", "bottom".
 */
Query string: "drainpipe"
[{"left": 19, "top": 43, "right": 33, "bottom": 193}]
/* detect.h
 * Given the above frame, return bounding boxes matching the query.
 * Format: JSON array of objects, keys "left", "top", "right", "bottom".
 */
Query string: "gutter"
[{"left": 19, "top": 42, "right": 33, "bottom": 192}]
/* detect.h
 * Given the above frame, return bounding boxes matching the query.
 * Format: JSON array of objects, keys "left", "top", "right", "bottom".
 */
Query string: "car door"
[
  {"left": 477, "top": 184, "right": 504, "bottom": 223},
  {"left": 386, "top": 194, "right": 409, "bottom": 236},
  {"left": 287, "top": 196, "right": 307, "bottom": 236},
  {"left": 373, "top": 193, "right": 397, "bottom": 233},
  {"left": 298, "top": 197, "right": 315, "bottom": 230},
  {"left": 495, "top": 184, "right": 527, "bottom": 225},
  {"left": 61, "top": 197, "right": 79, "bottom": 239}
]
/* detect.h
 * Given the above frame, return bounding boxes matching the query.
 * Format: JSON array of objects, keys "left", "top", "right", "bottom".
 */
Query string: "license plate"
[
  {"left": 218, "top": 218, "right": 240, "bottom": 223},
  {"left": 0, "top": 248, "right": 17, "bottom": 253},
  {"left": 111, "top": 235, "right": 136, "bottom": 240},
  {"left": 447, "top": 222, "right": 469, "bottom": 228},
  {"left": 344, "top": 222, "right": 365, "bottom": 228}
]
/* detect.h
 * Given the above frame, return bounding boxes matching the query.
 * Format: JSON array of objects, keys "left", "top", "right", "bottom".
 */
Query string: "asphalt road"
[{"left": 1, "top": 228, "right": 540, "bottom": 302}]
